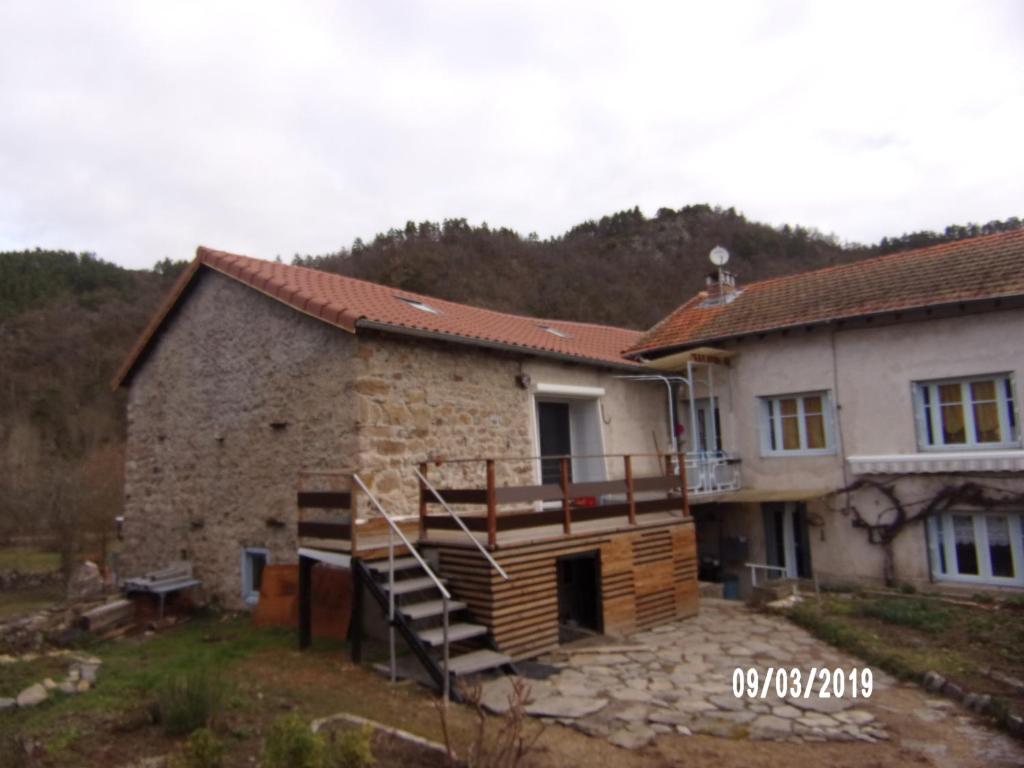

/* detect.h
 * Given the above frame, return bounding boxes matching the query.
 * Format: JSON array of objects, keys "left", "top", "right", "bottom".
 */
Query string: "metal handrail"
[
  {"left": 415, "top": 468, "right": 511, "bottom": 581},
  {"left": 745, "top": 562, "right": 788, "bottom": 588},
  {"left": 353, "top": 474, "right": 451, "bottom": 600},
  {"left": 353, "top": 474, "right": 452, "bottom": 701}
]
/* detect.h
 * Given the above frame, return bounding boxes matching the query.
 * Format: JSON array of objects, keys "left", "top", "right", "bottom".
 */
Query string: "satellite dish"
[{"left": 709, "top": 246, "right": 730, "bottom": 266}]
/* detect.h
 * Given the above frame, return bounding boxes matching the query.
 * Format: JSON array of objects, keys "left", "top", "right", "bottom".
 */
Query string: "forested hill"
[
  {"left": 295, "top": 206, "right": 1023, "bottom": 329},
  {"left": 0, "top": 209, "right": 1020, "bottom": 539}
]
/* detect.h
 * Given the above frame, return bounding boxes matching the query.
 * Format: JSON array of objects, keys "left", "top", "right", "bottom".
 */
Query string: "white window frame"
[
  {"left": 241, "top": 547, "right": 269, "bottom": 606},
  {"left": 758, "top": 391, "right": 835, "bottom": 457},
  {"left": 927, "top": 511, "right": 1024, "bottom": 586},
  {"left": 913, "top": 373, "right": 1019, "bottom": 451}
]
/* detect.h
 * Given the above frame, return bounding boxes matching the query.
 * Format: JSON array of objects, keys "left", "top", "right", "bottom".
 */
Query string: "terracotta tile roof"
[
  {"left": 628, "top": 229, "right": 1024, "bottom": 357},
  {"left": 114, "top": 247, "right": 643, "bottom": 386}
]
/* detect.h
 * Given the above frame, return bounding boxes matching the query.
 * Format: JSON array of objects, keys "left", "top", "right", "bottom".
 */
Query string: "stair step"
[
  {"left": 418, "top": 622, "right": 487, "bottom": 646},
  {"left": 366, "top": 557, "right": 422, "bottom": 573},
  {"left": 401, "top": 599, "right": 468, "bottom": 621},
  {"left": 446, "top": 649, "right": 514, "bottom": 676},
  {"left": 382, "top": 576, "right": 446, "bottom": 595}
]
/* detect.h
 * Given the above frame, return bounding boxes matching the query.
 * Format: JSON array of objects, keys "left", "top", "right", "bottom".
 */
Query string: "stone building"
[{"left": 114, "top": 247, "right": 690, "bottom": 620}]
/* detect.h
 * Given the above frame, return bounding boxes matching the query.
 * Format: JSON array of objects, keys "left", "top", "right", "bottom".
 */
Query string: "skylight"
[
  {"left": 396, "top": 296, "right": 440, "bottom": 314},
  {"left": 538, "top": 324, "right": 570, "bottom": 338}
]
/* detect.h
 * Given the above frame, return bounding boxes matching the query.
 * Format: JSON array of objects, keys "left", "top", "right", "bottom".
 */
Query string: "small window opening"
[
  {"left": 242, "top": 548, "right": 268, "bottom": 606},
  {"left": 538, "top": 325, "right": 570, "bottom": 338},
  {"left": 396, "top": 296, "right": 440, "bottom": 314}
]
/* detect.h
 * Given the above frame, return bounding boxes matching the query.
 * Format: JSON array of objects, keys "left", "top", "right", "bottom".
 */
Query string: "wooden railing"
[
  {"left": 296, "top": 471, "right": 358, "bottom": 551},
  {"left": 417, "top": 453, "right": 690, "bottom": 549}
]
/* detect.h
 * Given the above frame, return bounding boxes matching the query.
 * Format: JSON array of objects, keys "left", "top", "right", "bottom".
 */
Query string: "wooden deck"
[{"left": 296, "top": 455, "right": 700, "bottom": 661}]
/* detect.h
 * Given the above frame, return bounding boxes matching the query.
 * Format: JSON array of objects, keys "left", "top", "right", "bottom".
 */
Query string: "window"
[
  {"left": 928, "top": 512, "right": 1024, "bottom": 585},
  {"left": 759, "top": 392, "right": 833, "bottom": 455},
  {"left": 241, "top": 548, "right": 268, "bottom": 605},
  {"left": 914, "top": 374, "right": 1018, "bottom": 450},
  {"left": 537, "top": 324, "right": 570, "bottom": 338},
  {"left": 395, "top": 296, "right": 440, "bottom": 314}
]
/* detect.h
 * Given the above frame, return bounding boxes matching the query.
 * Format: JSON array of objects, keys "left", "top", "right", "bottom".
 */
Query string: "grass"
[
  {"left": 0, "top": 615, "right": 499, "bottom": 767},
  {"left": 0, "top": 546, "right": 60, "bottom": 573},
  {"left": 786, "top": 590, "right": 1024, "bottom": 722},
  {"left": 0, "top": 655, "right": 71, "bottom": 698},
  {"left": 0, "top": 584, "right": 63, "bottom": 620},
  {"left": 855, "top": 596, "right": 952, "bottom": 633},
  {"left": 1, "top": 615, "right": 295, "bottom": 738}
]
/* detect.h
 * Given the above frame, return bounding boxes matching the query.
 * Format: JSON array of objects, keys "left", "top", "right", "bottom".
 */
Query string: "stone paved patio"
[{"left": 480, "top": 599, "right": 895, "bottom": 750}]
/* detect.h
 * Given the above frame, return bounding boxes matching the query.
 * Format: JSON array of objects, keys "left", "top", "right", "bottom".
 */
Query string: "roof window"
[
  {"left": 538, "top": 325, "right": 570, "bottom": 338},
  {"left": 396, "top": 296, "right": 440, "bottom": 314}
]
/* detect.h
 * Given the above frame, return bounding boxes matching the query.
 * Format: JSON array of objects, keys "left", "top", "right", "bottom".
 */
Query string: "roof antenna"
[{"left": 706, "top": 246, "right": 737, "bottom": 304}]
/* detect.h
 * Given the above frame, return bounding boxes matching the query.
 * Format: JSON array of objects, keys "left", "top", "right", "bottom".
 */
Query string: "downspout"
[
  {"left": 687, "top": 359, "right": 697, "bottom": 456},
  {"left": 831, "top": 325, "right": 850, "bottom": 560}
]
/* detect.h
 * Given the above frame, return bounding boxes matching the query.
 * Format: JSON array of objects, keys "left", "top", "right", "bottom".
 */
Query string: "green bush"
[
  {"left": 326, "top": 724, "right": 375, "bottom": 768},
  {"left": 262, "top": 714, "right": 324, "bottom": 768},
  {"left": 178, "top": 728, "right": 225, "bottom": 768},
  {"left": 157, "top": 665, "right": 226, "bottom": 736}
]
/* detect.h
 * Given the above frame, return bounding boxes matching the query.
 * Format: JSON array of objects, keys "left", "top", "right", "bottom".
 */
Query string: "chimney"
[{"left": 703, "top": 270, "right": 739, "bottom": 306}]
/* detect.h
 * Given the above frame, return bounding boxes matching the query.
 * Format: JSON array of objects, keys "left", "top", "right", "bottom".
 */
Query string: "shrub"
[
  {"left": 325, "top": 724, "right": 375, "bottom": 768},
  {"left": 178, "top": 728, "right": 225, "bottom": 768},
  {"left": 898, "top": 582, "right": 917, "bottom": 594},
  {"left": 262, "top": 714, "right": 323, "bottom": 768},
  {"left": 157, "top": 665, "right": 226, "bottom": 736}
]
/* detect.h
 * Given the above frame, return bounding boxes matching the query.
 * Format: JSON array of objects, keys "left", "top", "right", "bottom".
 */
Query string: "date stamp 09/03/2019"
[{"left": 732, "top": 667, "right": 874, "bottom": 700}]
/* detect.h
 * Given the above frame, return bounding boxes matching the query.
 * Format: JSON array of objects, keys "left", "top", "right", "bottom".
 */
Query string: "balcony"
[{"left": 686, "top": 451, "right": 742, "bottom": 496}]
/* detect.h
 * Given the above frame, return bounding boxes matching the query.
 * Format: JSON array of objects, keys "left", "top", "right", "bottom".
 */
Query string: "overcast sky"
[{"left": 1, "top": 1, "right": 1021, "bottom": 269}]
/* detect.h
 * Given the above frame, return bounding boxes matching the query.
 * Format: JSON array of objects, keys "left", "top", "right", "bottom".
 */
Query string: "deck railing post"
[
  {"left": 560, "top": 457, "right": 571, "bottom": 535},
  {"left": 624, "top": 455, "right": 636, "bottom": 525},
  {"left": 486, "top": 459, "right": 497, "bottom": 549},
  {"left": 418, "top": 462, "right": 428, "bottom": 541},
  {"left": 677, "top": 451, "right": 690, "bottom": 517},
  {"left": 349, "top": 481, "right": 359, "bottom": 554},
  {"left": 351, "top": 559, "right": 363, "bottom": 663},
  {"left": 298, "top": 554, "right": 312, "bottom": 650}
]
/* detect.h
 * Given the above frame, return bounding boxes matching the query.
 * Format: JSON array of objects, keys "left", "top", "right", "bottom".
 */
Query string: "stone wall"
[
  {"left": 122, "top": 271, "right": 360, "bottom": 609},
  {"left": 348, "top": 332, "right": 535, "bottom": 520}
]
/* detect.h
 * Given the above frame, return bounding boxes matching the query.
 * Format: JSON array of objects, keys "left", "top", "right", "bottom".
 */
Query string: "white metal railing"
[
  {"left": 685, "top": 451, "right": 741, "bottom": 496},
  {"left": 414, "top": 468, "right": 511, "bottom": 582},
  {"left": 352, "top": 474, "right": 453, "bottom": 702},
  {"left": 746, "top": 562, "right": 788, "bottom": 588}
]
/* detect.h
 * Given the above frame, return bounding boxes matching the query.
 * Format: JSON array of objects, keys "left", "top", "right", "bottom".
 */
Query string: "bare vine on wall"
[{"left": 827, "top": 477, "right": 1024, "bottom": 586}]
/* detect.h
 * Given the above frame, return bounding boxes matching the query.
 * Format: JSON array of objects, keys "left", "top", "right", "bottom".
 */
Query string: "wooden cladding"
[
  {"left": 632, "top": 529, "right": 673, "bottom": 565},
  {"left": 426, "top": 518, "right": 698, "bottom": 661}
]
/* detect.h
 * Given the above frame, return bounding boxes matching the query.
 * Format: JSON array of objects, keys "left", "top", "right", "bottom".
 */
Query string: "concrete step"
[
  {"left": 418, "top": 622, "right": 488, "bottom": 646},
  {"left": 446, "top": 649, "right": 513, "bottom": 677},
  {"left": 366, "top": 557, "right": 422, "bottom": 573},
  {"left": 401, "top": 599, "right": 468, "bottom": 621},
  {"left": 383, "top": 576, "right": 446, "bottom": 595}
]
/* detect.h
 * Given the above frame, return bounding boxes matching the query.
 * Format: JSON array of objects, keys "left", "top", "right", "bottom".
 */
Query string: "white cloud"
[{"left": 0, "top": 0, "right": 1021, "bottom": 267}]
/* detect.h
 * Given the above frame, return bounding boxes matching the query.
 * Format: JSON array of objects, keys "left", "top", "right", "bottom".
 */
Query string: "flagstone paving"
[{"left": 481, "top": 599, "right": 895, "bottom": 750}]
